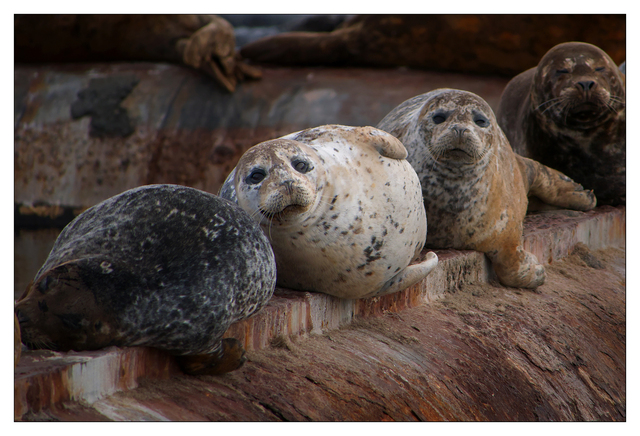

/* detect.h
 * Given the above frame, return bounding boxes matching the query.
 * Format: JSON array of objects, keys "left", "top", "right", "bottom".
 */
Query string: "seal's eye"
[
  {"left": 246, "top": 169, "right": 266, "bottom": 184},
  {"left": 432, "top": 112, "right": 447, "bottom": 124},
  {"left": 556, "top": 69, "right": 569, "bottom": 75},
  {"left": 595, "top": 67, "right": 605, "bottom": 72},
  {"left": 474, "top": 115, "right": 490, "bottom": 128},
  {"left": 292, "top": 159, "right": 312, "bottom": 173}
]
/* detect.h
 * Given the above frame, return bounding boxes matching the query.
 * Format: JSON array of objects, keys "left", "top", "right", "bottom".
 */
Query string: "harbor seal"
[
  {"left": 14, "top": 184, "right": 276, "bottom": 375},
  {"left": 497, "top": 42, "right": 625, "bottom": 206},
  {"left": 377, "top": 89, "right": 596, "bottom": 289},
  {"left": 220, "top": 124, "right": 438, "bottom": 299}
]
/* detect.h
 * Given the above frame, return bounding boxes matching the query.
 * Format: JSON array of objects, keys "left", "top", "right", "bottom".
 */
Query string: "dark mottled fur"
[
  {"left": 497, "top": 42, "right": 625, "bottom": 206},
  {"left": 15, "top": 185, "right": 276, "bottom": 374}
]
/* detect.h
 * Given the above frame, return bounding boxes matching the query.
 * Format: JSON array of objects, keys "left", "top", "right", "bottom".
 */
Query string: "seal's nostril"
[
  {"left": 282, "top": 180, "right": 294, "bottom": 195},
  {"left": 450, "top": 126, "right": 467, "bottom": 136},
  {"left": 577, "top": 81, "right": 596, "bottom": 91}
]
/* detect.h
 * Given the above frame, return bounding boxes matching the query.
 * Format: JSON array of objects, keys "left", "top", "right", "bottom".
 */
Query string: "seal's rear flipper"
[
  {"left": 374, "top": 251, "right": 438, "bottom": 297},
  {"left": 516, "top": 155, "right": 597, "bottom": 211},
  {"left": 176, "top": 337, "right": 247, "bottom": 376}
]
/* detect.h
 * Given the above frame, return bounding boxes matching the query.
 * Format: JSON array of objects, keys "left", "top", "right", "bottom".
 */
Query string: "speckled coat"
[
  {"left": 221, "top": 125, "right": 438, "bottom": 299},
  {"left": 16, "top": 185, "right": 276, "bottom": 356},
  {"left": 378, "top": 89, "right": 596, "bottom": 289}
]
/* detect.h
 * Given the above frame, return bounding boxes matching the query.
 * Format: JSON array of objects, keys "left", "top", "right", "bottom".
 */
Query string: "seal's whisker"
[
  {"left": 535, "top": 97, "right": 563, "bottom": 112},
  {"left": 539, "top": 99, "right": 565, "bottom": 115}
]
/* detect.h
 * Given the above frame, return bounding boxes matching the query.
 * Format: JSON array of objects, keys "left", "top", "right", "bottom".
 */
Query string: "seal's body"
[
  {"left": 378, "top": 89, "right": 596, "bottom": 289},
  {"left": 497, "top": 42, "right": 625, "bottom": 206},
  {"left": 15, "top": 184, "right": 276, "bottom": 375},
  {"left": 220, "top": 124, "right": 438, "bottom": 299}
]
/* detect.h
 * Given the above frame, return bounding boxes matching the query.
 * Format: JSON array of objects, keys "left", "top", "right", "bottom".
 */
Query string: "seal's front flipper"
[
  {"left": 374, "top": 251, "right": 438, "bottom": 297},
  {"left": 489, "top": 244, "right": 545, "bottom": 289},
  {"left": 289, "top": 125, "right": 408, "bottom": 160},
  {"left": 176, "top": 337, "right": 247, "bottom": 376},
  {"left": 516, "top": 155, "right": 597, "bottom": 211}
]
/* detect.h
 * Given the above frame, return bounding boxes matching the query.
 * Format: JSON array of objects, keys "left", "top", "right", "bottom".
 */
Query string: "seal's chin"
[{"left": 565, "top": 102, "right": 607, "bottom": 126}]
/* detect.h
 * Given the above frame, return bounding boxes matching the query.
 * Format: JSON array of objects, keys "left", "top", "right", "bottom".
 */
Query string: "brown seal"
[
  {"left": 378, "top": 89, "right": 596, "bottom": 289},
  {"left": 497, "top": 42, "right": 625, "bottom": 206},
  {"left": 14, "top": 14, "right": 261, "bottom": 92}
]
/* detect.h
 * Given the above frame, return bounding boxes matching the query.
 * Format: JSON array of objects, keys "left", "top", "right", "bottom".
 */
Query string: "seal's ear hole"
[
  {"left": 473, "top": 114, "right": 490, "bottom": 128},
  {"left": 432, "top": 112, "right": 447, "bottom": 124},
  {"left": 292, "top": 159, "right": 312, "bottom": 174},
  {"left": 246, "top": 169, "right": 267, "bottom": 184}
]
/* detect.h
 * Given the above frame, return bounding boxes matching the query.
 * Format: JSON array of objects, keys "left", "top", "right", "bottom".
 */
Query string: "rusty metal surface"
[
  {"left": 13, "top": 61, "right": 510, "bottom": 299},
  {"left": 15, "top": 62, "right": 509, "bottom": 213},
  {"left": 19, "top": 244, "right": 625, "bottom": 421}
]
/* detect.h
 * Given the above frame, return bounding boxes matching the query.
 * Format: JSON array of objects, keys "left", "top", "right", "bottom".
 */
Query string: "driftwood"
[
  {"left": 241, "top": 14, "right": 626, "bottom": 77},
  {"left": 14, "top": 14, "right": 261, "bottom": 92}
]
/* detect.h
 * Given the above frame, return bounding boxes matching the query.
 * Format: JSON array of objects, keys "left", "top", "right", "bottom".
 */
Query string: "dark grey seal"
[{"left": 15, "top": 184, "right": 276, "bottom": 375}]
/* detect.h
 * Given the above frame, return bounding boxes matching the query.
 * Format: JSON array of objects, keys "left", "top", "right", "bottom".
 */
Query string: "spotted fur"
[
  {"left": 220, "top": 124, "right": 438, "bottom": 299},
  {"left": 497, "top": 42, "right": 625, "bottom": 206},
  {"left": 15, "top": 185, "right": 276, "bottom": 371},
  {"left": 378, "top": 89, "right": 596, "bottom": 289}
]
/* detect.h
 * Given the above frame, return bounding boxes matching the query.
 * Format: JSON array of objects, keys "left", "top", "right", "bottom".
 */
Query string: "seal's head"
[
  {"left": 416, "top": 89, "right": 496, "bottom": 170},
  {"left": 234, "top": 139, "right": 327, "bottom": 226},
  {"left": 532, "top": 42, "right": 625, "bottom": 129}
]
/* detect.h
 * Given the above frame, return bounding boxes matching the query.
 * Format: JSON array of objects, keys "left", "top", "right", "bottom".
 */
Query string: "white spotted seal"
[
  {"left": 15, "top": 184, "right": 276, "bottom": 375},
  {"left": 497, "top": 42, "right": 625, "bottom": 206},
  {"left": 220, "top": 124, "right": 438, "bottom": 299},
  {"left": 377, "top": 89, "right": 596, "bottom": 289}
]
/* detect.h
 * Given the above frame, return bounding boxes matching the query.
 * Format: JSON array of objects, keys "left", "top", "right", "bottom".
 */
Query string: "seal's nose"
[
  {"left": 576, "top": 80, "right": 596, "bottom": 91},
  {"left": 450, "top": 125, "right": 468, "bottom": 136}
]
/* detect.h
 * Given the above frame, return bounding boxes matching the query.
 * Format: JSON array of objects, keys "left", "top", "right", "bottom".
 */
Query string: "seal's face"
[
  {"left": 417, "top": 90, "right": 495, "bottom": 169},
  {"left": 532, "top": 42, "right": 625, "bottom": 129},
  {"left": 234, "top": 139, "right": 327, "bottom": 226}
]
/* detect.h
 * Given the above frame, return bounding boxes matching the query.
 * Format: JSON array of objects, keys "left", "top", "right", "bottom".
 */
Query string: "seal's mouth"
[
  {"left": 438, "top": 148, "right": 477, "bottom": 164},
  {"left": 444, "top": 148, "right": 472, "bottom": 159},
  {"left": 570, "top": 107, "right": 600, "bottom": 122},
  {"left": 260, "top": 204, "right": 308, "bottom": 221}
]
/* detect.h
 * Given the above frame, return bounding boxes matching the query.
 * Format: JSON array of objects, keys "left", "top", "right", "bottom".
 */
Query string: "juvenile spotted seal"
[
  {"left": 497, "top": 42, "right": 625, "bottom": 206},
  {"left": 378, "top": 89, "right": 596, "bottom": 289},
  {"left": 15, "top": 184, "right": 276, "bottom": 375},
  {"left": 220, "top": 124, "right": 438, "bottom": 299}
]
